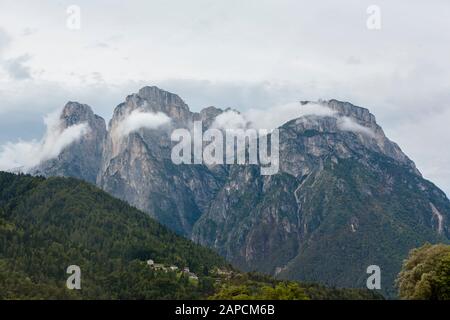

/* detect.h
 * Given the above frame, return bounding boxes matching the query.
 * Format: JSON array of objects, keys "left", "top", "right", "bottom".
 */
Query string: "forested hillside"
[{"left": 0, "top": 172, "right": 227, "bottom": 299}]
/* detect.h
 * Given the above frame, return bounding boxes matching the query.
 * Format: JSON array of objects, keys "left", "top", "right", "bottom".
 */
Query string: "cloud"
[
  {"left": 211, "top": 101, "right": 376, "bottom": 139},
  {"left": 211, "top": 102, "right": 375, "bottom": 139},
  {"left": 346, "top": 56, "right": 361, "bottom": 65},
  {"left": 21, "top": 27, "right": 38, "bottom": 37},
  {"left": 3, "top": 54, "right": 32, "bottom": 80},
  {"left": 337, "top": 116, "right": 375, "bottom": 137},
  {"left": 0, "top": 28, "right": 10, "bottom": 52},
  {"left": 0, "top": 28, "right": 33, "bottom": 80},
  {"left": 244, "top": 102, "right": 336, "bottom": 130},
  {"left": 0, "top": 110, "right": 89, "bottom": 171},
  {"left": 115, "top": 109, "right": 171, "bottom": 137},
  {"left": 0, "top": 29, "right": 32, "bottom": 81},
  {"left": 157, "top": 79, "right": 305, "bottom": 112},
  {"left": 211, "top": 110, "right": 248, "bottom": 130}
]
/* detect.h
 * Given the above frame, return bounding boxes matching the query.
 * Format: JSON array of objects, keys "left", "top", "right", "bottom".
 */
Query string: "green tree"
[
  {"left": 396, "top": 243, "right": 450, "bottom": 300},
  {"left": 260, "top": 283, "right": 309, "bottom": 300}
]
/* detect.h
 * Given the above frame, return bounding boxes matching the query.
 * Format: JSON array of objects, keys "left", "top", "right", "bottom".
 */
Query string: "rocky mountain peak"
[
  {"left": 325, "top": 99, "right": 376, "bottom": 124},
  {"left": 111, "top": 86, "right": 192, "bottom": 126},
  {"left": 300, "top": 99, "right": 376, "bottom": 125},
  {"left": 32, "top": 101, "right": 107, "bottom": 184},
  {"left": 283, "top": 100, "right": 420, "bottom": 177},
  {"left": 195, "top": 106, "right": 224, "bottom": 127},
  {"left": 199, "top": 106, "right": 223, "bottom": 118},
  {"left": 61, "top": 101, "right": 98, "bottom": 127},
  {"left": 137, "top": 86, "right": 187, "bottom": 109}
]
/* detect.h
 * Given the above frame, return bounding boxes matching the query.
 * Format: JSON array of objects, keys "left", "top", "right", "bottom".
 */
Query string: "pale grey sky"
[{"left": 0, "top": 0, "right": 449, "bottom": 195}]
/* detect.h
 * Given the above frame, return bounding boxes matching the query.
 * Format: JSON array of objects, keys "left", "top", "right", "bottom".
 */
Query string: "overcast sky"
[{"left": 0, "top": 0, "right": 449, "bottom": 195}]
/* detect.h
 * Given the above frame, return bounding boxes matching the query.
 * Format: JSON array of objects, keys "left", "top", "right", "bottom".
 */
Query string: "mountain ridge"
[{"left": 28, "top": 86, "right": 450, "bottom": 296}]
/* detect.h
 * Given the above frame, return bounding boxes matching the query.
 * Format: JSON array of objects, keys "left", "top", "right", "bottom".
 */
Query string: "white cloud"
[
  {"left": 244, "top": 102, "right": 336, "bottom": 130},
  {"left": 337, "top": 116, "right": 375, "bottom": 137},
  {"left": 211, "top": 110, "right": 248, "bottom": 130},
  {"left": 0, "top": 110, "right": 89, "bottom": 171},
  {"left": 115, "top": 109, "right": 171, "bottom": 137},
  {"left": 212, "top": 102, "right": 377, "bottom": 139},
  {"left": 212, "top": 102, "right": 375, "bottom": 139}
]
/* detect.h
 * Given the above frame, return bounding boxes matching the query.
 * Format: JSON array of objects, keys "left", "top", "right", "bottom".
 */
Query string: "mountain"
[
  {"left": 0, "top": 172, "right": 380, "bottom": 300},
  {"left": 32, "top": 102, "right": 107, "bottom": 184},
  {"left": 34, "top": 88, "right": 234, "bottom": 237},
  {"left": 192, "top": 99, "right": 450, "bottom": 297},
  {"left": 97, "top": 87, "right": 227, "bottom": 236},
  {"left": 31, "top": 86, "right": 450, "bottom": 296}
]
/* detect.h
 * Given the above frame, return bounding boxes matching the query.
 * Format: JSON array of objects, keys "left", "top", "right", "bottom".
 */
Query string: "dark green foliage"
[
  {"left": 209, "top": 272, "right": 383, "bottom": 300},
  {"left": 396, "top": 243, "right": 450, "bottom": 300},
  {"left": 0, "top": 172, "right": 227, "bottom": 299}
]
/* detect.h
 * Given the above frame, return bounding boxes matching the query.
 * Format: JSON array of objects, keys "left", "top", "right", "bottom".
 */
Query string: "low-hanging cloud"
[
  {"left": 212, "top": 102, "right": 374, "bottom": 137},
  {"left": 244, "top": 102, "right": 337, "bottom": 130},
  {"left": 0, "top": 110, "right": 89, "bottom": 171},
  {"left": 211, "top": 102, "right": 375, "bottom": 138},
  {"left": 337, "top": 117, "right": 375, "bottom": 137},
  {"left": 211, "top": 102, "right": 336, "bottom": 131},
  {"left": 115, "top": 109, "right": 171, "bottom": 137},
  {"left": 211, "top": 109, "right": 248, "bottom": 130}
]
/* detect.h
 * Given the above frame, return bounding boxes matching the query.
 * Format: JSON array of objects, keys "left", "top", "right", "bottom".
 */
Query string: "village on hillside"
[
  {"left": 146, "top": 259, "right": 199, "bottom": 281},
  {"left": 146, "top": 259, "right": 234, "bottom": 283}
]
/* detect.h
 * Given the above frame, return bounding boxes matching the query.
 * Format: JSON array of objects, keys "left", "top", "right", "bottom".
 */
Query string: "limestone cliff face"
[
  {"left": 32, "top": 102, "right": 107, "bottom": 184},
  {"left": 31, "top": 86, "right": 450, "bottom": 296},
  {"left": 97, "top": 86, "right": 226, "bottom": 236},
  {"left": 191, "top": 99, "right": 449, "bottom": 297},
  {"left": 278, "top": 100, "right": 419, "bottom": 179}
]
